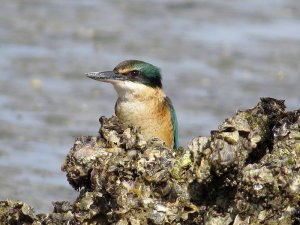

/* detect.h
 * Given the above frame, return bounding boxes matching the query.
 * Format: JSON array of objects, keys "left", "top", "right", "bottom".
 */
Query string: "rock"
[{"left": 1, "top": 98, "right": 300, "bottom": 224}]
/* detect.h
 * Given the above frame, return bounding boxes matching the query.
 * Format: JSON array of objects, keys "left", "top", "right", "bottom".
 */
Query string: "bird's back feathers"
[{"left": 166, "top": 97, "right": 179, "bottom": 149}]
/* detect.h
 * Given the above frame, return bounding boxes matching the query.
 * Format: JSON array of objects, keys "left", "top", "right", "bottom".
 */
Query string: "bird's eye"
[{"left": 130, "top": 70, "right": 140, "bottom": 76}]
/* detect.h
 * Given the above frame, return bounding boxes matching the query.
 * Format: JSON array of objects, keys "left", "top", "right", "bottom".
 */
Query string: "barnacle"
[{"left": 1, "top": 98, "right": 300, "bottom": 224}]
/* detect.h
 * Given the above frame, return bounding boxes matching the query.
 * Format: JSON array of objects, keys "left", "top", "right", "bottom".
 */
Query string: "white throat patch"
[{"left": 113, "top": 81, "right": 148, "bottom": 99}]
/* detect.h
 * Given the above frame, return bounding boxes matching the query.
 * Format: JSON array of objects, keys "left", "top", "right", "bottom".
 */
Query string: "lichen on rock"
[{"left": 1, "top": 98, "right": 300, "bottom": 224}]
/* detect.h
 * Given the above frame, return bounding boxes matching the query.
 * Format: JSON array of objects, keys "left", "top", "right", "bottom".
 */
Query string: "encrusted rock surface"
[{"left": 1, "top": 98, "right": 300, "bottom": 224}]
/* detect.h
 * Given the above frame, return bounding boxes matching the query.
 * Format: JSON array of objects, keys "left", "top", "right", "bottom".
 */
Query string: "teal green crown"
[{"left": 114, "top": 60, "right": 162, "bottom": 88}]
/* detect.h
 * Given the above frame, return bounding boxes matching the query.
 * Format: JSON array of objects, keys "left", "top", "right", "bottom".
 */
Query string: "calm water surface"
[{"left": 0, "top": 0, "right": 299, "bottom": 212}]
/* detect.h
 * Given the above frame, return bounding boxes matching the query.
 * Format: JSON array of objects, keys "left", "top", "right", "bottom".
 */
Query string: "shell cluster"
[{"left": 1, "top": 98, "right": 300, "bottom": 224}]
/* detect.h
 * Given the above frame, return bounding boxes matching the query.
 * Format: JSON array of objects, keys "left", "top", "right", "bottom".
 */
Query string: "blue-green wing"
[{"left": 166, "top": 97, "right": 179, "bottom": 149}]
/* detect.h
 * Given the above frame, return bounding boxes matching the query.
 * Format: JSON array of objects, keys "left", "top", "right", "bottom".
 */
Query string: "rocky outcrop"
[{"left": 1, "top": 98, "right": 299, "bottom": 225}]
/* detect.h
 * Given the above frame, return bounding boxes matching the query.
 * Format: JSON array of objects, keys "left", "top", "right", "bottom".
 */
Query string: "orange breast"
[{"left": 115, "top": 89, "right": 174, "bottom": 149}]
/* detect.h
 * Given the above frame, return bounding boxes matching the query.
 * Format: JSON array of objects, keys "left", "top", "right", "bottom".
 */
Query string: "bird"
[{"left": 86, "top": 60, "right": 178, "bottom": 149}]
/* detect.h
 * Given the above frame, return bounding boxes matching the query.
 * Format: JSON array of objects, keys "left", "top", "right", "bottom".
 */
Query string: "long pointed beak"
[{"left": 86, "top": 71, "right": 127, "bottom": 83}]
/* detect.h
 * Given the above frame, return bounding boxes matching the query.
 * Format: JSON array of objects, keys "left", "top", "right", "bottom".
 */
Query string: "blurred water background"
[{"left": 0, "top": 0, "right": 299, "bottom": 212}]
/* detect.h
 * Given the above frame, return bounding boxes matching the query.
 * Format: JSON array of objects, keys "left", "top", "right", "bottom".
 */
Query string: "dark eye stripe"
[
  {"left": 113, "top": 68, "right": 119, "bottom": 74},
  {"left": 130, "top": 70, "right": 140, "bottom": 76}
]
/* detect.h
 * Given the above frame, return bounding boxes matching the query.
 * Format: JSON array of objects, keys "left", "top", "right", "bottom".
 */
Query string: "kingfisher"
[{"left": 86, "top": 60, "right": 178, "bottom": 149}]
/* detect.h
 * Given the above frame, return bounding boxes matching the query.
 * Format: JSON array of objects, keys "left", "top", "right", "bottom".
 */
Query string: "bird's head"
[{"left": 86, "top": 60, "right": 162, "bottom": 97}]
